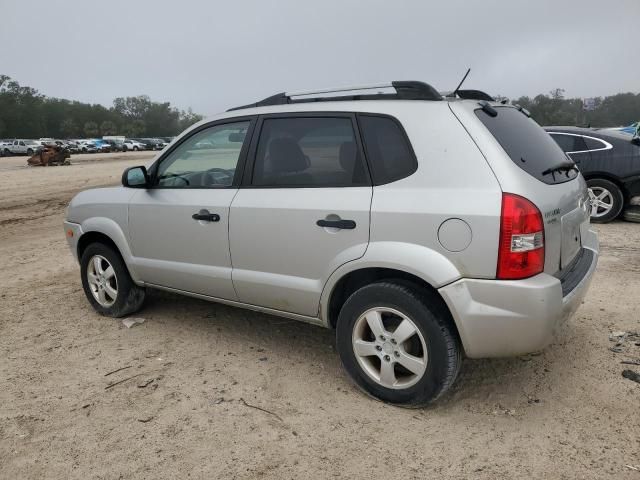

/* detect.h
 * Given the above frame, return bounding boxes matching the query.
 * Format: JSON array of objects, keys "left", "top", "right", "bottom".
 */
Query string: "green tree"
[
  {"left": 100, "top": 120, "right": 117, "bottom": 136},
  {"left": 123, "top": 120, "right": 146, "bottom": 137},
  {"left": 83, "top": 121, "right": 99, "bottom": 137},
  {"left": 60, "top": 118, "right": 78, "bottom": 138}
]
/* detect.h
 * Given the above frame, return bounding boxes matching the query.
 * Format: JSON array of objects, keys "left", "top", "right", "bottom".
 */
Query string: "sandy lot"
[{"left": 0, "top": 152, "right": 638, "bottom": 479}]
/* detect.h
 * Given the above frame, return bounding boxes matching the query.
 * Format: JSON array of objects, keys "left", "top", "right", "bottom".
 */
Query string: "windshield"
[{"left": 476, "top": 106, "right": 578, "bottom": 185}]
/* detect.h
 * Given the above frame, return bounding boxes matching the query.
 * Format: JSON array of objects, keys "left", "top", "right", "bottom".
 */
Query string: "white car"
[
  {"left": 5, "top": 139, "right": 42, "bottom": 156},
  {"left": 122, "top": 139, "right": 147, "bottom": 152}
]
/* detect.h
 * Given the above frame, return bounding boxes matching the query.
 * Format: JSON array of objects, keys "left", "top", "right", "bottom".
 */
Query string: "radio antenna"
[{"left": 452, "top": 68, "right": 471, "bottom": 97}]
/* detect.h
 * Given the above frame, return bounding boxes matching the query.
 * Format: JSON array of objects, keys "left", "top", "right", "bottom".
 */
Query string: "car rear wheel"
[
  {"left": 27, "top": 148, "right": 33, "bottom": 155},
  {"left": 587, "top": 178, "right": 624, "bottom": 223},
  {"left": 336, "top": 282, "right": 461, "bottom": 406},
  {"left": 80, "top": 243, "right": 146, "bottom": 317}
]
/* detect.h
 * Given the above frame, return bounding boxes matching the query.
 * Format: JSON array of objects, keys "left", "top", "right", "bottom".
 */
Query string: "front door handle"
[
  {"left": 192, "top": 209, "right": 220, "bottom": 222},
  {"left": 316, "top": 219, "right": 356, "bottom": 229}
]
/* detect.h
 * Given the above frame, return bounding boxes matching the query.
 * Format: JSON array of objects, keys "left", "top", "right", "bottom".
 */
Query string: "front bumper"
[
  {"left": 439, "top": 229, "right": 599, "bottom": 358},
  {"left": 63, "top": 221, "right": 83, "bottom": 262}
]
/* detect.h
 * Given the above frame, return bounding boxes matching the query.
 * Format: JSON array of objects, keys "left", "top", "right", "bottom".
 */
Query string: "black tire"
[
  {"left": 587, "top": 178, "right": 624, "bottom": 223},
  {"left": 336, "top": 282, "right": 461, "bottom": 406},
  {"left": 80, "top": 242, "right": 146, "bottom": 318},
  {"left": 133, "top": 146, "right": 139, "bottom": 151},
  {"left": 623, "top": 206, "right": 640, "bottom": 223},
  {"left": 27, "top": 148, "right": 33, "bottom": 156}
]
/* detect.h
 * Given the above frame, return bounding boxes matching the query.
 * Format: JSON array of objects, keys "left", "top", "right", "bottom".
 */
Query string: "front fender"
[
  {"left": 78, "top": 217, "right": 141, "bottom": 283},
  {"left": 319, "top": 241, "right": 461, "bottom": 326}
]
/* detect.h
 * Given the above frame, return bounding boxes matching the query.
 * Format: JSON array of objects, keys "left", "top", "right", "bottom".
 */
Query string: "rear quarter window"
[
  {"left": 357, "top": 115, "right": 417, "bottom": 185},
  {"left": 476, "top": 107, "right": 578, "bottom": 184}
]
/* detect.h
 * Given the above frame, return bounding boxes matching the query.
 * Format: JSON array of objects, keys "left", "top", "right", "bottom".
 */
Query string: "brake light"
[{"left": 497, "top": 193, "right": 545, "bottom": 279}]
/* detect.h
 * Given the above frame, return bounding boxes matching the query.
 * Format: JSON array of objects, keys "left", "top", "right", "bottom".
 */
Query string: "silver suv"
[{"left": 64, "top": 82, "right": 599, "bottom": 405}]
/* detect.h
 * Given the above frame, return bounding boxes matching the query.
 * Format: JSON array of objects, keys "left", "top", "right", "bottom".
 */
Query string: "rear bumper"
[{"left": 439, "top": 228, "right": 599, "bottom": 358}]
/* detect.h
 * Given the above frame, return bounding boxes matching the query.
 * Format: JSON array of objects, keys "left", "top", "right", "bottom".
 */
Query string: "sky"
[{"left": 0, "top": 0, "right": 638, "bottom": 116}]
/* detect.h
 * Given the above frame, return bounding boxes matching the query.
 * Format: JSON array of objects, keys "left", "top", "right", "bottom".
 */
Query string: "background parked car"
[
  {"left": 132, "top": 138, "right": 163, "bottom": 150},
  {"left": 545, "top": 126, "right": 640, "bottom": 222},
  {"left": 5, "top": 139, "right": 43, "bottom": 156},
  {"left": 92, "top": 139, "right": 112, "bottom": 153},
  {"left": 122, "top": 139, "right": 147, "bottom": 151},
  {"left": 102, "top": 139, "right": 124, "bottom": 152},
  {"left": 78, "top": 141, "right": 99, "bottom": 153},
  {"left": 605, "top": 121, "right": 639, "bottom": 136},
  {"left": 0, "top": 139, "right": 13, "bottom": 156}
]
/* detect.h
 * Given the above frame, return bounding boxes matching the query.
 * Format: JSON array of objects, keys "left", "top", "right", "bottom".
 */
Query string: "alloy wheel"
[
  {"left": 352, "top": 307, "right": 428, "bottom": 389},
  {"left": 86, "top": 255, "right": 118, "bottom": 307},
  {"left": 588, "top": 187, "right": 614, "bottom": 218}
]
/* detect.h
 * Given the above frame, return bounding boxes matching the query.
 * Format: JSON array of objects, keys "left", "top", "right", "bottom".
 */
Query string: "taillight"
[{"left": 497, "top": 193, "right": 545, "bottom": 280}]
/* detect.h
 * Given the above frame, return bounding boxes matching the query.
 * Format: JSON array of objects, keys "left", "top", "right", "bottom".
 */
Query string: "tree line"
[
  {"left": 1, "top": 74, "right": 638, "bottom": 139},
  {"left": 498, "top": 88, "right": 639, "bottom": 127},
  {"left": 0, "top": 74, "right": 203, "bottom": 139}
]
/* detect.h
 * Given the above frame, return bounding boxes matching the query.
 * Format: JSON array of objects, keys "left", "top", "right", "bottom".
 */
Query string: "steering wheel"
[
  {"left": 159, "top": 172, "right": 190, "bottom": 186},
  {"left": 204, "top": 168, "right": 234, "bottom": 186}
]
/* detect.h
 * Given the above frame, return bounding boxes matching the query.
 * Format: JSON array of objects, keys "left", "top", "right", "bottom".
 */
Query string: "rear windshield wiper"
[{"left": 542, "top": 161, "right": 578, "bottom": 177}]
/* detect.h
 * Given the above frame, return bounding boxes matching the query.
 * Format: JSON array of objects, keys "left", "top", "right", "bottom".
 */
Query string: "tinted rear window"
[
  {"left": 252, "top": 117, "right": 369, "bottom": 187},
  {"left": 476, "top": 107, "right": 578, "bottom": 184},
  {"left": 358, "top": 115, "right": 417, "bottom": 185}
]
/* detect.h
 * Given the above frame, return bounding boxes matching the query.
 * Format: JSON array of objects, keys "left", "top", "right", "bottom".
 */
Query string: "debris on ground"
[
  {"left": 622, "top": 370, "right": 640, "bottom": 384},
  {"left": 608, "top": 331, "right": 640, "bottom": 353},
  {"left": 137, "top": 378, "right": 155, "bottom": 388},
  {"left": 26, "top": 145, "right": 70, "bottom": 167},
  {"left": 239, "top": 397, "right": 283, "bottom": 422},
  {"left": 122, "top": 318, "right": 145, "bottom": 329},
  {"left": 104, "top": 365, "right": 133, "bottom": 377}
]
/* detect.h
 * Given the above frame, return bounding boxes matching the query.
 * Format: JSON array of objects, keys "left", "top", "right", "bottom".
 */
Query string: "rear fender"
[{"left": 319, "top": 241, "right": 461, "bottom": 326}]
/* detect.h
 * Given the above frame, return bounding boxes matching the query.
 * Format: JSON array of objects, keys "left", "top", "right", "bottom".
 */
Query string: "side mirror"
[{"left": 122, "top": 166, "right": 149, "bottom": 188}]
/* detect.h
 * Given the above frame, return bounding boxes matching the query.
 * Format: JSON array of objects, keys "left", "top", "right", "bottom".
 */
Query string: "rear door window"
[
  {"left": 251, "top": 117, "right": 369, "bottom": 187},
  {"left": 476, "top": 107, "right": 578, "bottom": 184},
  {"left": 358, "top": 115, "right": 417, "bottom": 185}
]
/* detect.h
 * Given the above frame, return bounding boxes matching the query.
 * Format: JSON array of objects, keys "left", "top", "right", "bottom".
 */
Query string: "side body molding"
[{"left": 319, "top": 241, "right": 462, "bottom": 326}]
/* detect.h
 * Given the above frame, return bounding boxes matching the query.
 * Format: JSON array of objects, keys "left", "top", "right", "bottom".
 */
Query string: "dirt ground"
[{"left": 0, "top": 152, "right": 638, "bottom": 479}]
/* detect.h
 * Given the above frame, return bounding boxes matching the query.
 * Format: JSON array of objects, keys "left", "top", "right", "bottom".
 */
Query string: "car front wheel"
[
  {"left": 80, "top": 242, "right": 146, "bottom": 317},
  {"left": 336, "top": 282, "right": 461, "bottom": 406},
  {"left": 587, "top": 178, "right": 624, "bottom": 223}
]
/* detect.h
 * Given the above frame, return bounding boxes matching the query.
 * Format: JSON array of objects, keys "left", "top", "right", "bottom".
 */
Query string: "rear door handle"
[
  {"left": 192, "top": 209, "right": 220, "bottom": 222},
  {"left": 316, "top": 219, "right": 356, "bottom": 229}
]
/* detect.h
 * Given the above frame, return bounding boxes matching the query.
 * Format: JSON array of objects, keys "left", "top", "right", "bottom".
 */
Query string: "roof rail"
[
  {"left": 227, "top": 81, "right": 442, "bottom": 111},
  {"left": 443, "top": 89, "right": 495, "bottom": 102}
]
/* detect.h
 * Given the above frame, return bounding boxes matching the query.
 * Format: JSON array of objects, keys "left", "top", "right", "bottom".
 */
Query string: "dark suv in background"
[{"left": 545, "top": 127, "right": 640, "bottom": 223}]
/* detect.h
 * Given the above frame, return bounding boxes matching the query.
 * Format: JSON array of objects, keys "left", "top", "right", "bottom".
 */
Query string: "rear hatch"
[{"left": 450, "top": 102, "right": 590, "bottom": 276}]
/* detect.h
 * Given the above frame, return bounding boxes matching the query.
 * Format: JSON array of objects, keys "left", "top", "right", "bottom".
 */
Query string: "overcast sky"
[{"left": 1, "top": 0, "right": 637, "bottom": 116}]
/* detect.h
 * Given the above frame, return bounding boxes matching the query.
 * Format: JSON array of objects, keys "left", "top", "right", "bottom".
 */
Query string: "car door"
[
  {"left": 128, "top": 118, "right": 255, "bottom": 299},
  {"left": 229, "top": 114, "right": 372, "bottom": 317}
]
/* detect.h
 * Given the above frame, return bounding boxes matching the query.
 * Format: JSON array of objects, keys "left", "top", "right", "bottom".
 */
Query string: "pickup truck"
[{"left": 4, "top": 139, "right": 43, "bottom": 156}]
